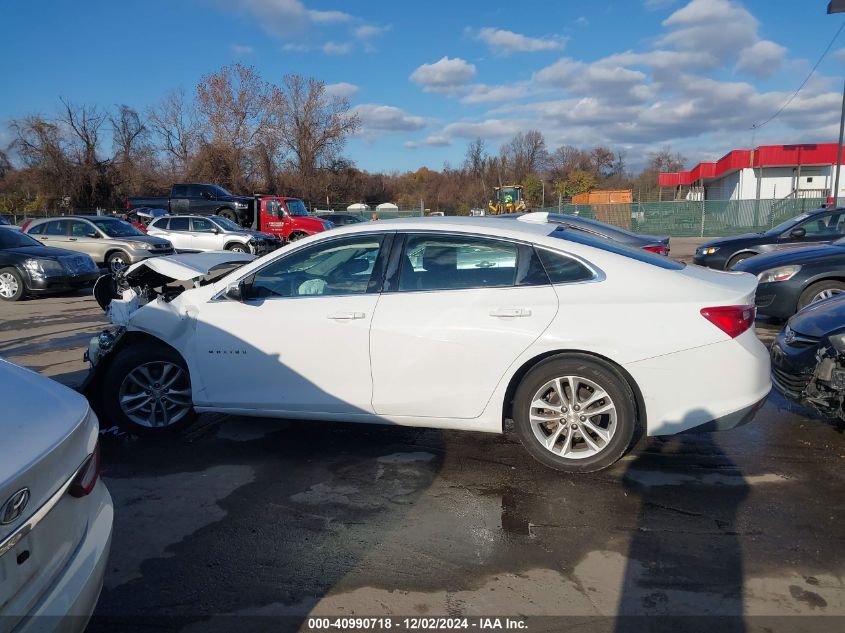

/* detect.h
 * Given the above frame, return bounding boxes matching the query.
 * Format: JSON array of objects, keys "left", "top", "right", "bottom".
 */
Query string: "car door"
[
  {"left": 779, "top": 211, "right": 845, "bottom": 248},
  {"left": 193, "top": 232, "right": 392, "bottom": 413},
  {"left": 369, "top": 232, "right": 559, "bottom": 419},
  {"left": 164, "top": 217, "right": 193, "bottom": 251},
  {"left": 35, "top": 219, "right": 71, "bottom": 248},
  {"left": 190, "top": 217, "right": 223, "bottom": 251},
  {"left": 170, "top": 185, "right": 190, "bottom": 215},
  {"left": 191, "top": 184, "right": 215, "bottom": 216},
  {"left": 68, "top": 219, "right": 107, "bottom": 262}
]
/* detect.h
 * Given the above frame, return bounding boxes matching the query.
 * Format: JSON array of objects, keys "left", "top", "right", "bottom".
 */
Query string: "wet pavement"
[{"left": 1, "top": 291, "right": 844, "bottom": 632}]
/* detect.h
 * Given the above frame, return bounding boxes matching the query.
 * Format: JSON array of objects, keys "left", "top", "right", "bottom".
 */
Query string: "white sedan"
[
  {"left": 0, "top": 359, "right": 112, "bottom": 631},
  {"left": 84, "top": 214, "right": 771, "bottom": 472}
]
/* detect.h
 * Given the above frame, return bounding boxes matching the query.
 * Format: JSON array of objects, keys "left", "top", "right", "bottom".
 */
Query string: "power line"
[{"left": 752, "top": 20, "right": 845, "bottom": 131}]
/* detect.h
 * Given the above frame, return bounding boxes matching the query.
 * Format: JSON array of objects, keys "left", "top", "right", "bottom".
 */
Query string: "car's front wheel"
[
  {"left": 0, "top": 267, "right": 25, "bottom": 301},
  {"left": 101, "top": 343, "right": 197, "bottom": 436},
  {"left": 226, "top": 243, "right": 249, "bottom": 253},
  {"left": 513, "top": 355, "right": 637, "bottom": 473},
  {"left": 106, "top": 250, "right": 130, "bottom": 273},
  {"left": 798, "top": 280, "right": 845, "bottom": 311}
]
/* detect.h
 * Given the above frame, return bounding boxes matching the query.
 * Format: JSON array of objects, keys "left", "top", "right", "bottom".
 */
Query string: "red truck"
[{"left": 254, "top": 196, "right": 334, "bottom": 242}]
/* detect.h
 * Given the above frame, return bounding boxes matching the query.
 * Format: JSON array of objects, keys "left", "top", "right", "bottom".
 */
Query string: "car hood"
[
  {"left": 789, "top": 294, "right": 845, "bottom": 338},
  {"left": 123, "top": 251, "right": 255, "bottom": 285},
  {"left": 2, "top": 244, "right": 84, "bottom": 259},
  {"left": 292, "top": 216, "right": 332, "bottom": 230},
  {"left": 734, "top": 244, "right": 845, "bottom": 273},
  {"left": 243, "top": 230, "right": 278, "bottom": 240},
  {"left": 123, "top": 235, "right": 171, "bottom": 247},
  {"left": 701, "top": 232, "right": 765, "bottom": 248},
  {"left": 219, "top": 195, "right": 253, "bottom": 205}
]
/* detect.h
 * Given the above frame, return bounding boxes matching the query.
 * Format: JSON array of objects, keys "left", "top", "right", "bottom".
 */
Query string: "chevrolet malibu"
[
  {"left": 0, "top": 359, "right": 112, "bottom": 632},
  {"left": 83, "top": 214, "right": 771, "bottom": 472}
]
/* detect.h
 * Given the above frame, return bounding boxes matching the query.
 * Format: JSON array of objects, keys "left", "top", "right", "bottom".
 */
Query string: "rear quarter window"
[
  {"left": 536, "top": 248, "right": 595, "bottom": 283},
  {"left": 549, "top": 227, "right": 684, "bottom": 270}
]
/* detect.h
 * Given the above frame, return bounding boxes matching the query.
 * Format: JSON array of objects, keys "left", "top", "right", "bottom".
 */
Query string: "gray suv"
[{"left": 24, "top": 215, "right": 174, "bottom": 272}]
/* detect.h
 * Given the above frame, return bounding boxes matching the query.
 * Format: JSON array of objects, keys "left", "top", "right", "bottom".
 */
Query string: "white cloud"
[
  {"left": 234, "top": 0, "right": 353, "bottom": 35},
  {"left": 575, "top": 16, "right": 589, "bottom": 28},
  {"left": 473, "top": 27, "right": 565, "bottom": 55},
  {"left": 230, "top": 43, "right": 255, "bottom": 56},
  {"left": 836, "top": 48, "right": 845, "bottom": 63},
  {"left": 324, "top": 82, "right": 359, "bottom": 99},
  {"left": 736, "top": 40, "right": 787, "bottom": 78},
  {"left": 354, "top": 24, "right": 390, "bottom": 39},
  {"left": 442, "top": 118, "right": 528, "bottom": 140},
  {"left": 423, "top": 135, "right": 451, "bottom": 147},
  {"left": 352, "top": 104, "right": 426, "bottom": 133},
  {"left": 660, "top": 0, "right": 757, "bottom": 58},
  {"left": 410, "top": 56, "right": 476, "bottom": 93},
  {"left": 322, "top": 41, "right": 352, "bottom": 55},
  {"left": 403, "top": 141, "right": 419, "bottom": 149}
]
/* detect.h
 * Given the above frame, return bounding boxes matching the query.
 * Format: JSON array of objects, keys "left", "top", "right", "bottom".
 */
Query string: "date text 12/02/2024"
[{"left": 305, "top": 617, "right": 528, "bottom": 630}]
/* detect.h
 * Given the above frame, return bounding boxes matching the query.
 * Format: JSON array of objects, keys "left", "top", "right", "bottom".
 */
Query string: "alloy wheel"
[
  {"left": 109, "top": 255, "right": 127, "bottom": 273},
  {"left": 118, "top": 361, "right": 192, "bottom": 428},
  {"left": 0, "top": 272, "right": 19, "bottom": 298},
  {"left": 811, "top": 288, "right": 844, "bottom": 303},
  {"left": 528, "top": 375, "right": 617, "bottom": 459}
]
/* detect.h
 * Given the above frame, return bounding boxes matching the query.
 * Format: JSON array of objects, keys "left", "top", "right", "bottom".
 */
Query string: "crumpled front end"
[{"left": 771, "top": 327, "right": 845, "bottom": 421}]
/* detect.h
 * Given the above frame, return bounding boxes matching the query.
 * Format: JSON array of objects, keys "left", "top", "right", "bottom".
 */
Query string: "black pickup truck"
[{"left": 127, "top": 184, "right": 255, "bottom": 226}]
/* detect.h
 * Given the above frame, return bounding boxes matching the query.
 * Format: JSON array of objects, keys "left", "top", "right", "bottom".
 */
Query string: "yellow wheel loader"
[{"left": 488, "top": 185, "right": 527, "bottom": 215}]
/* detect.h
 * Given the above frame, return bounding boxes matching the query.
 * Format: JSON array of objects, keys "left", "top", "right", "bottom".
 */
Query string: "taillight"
[
  {"left": 69, "top": 442, "right": 101, "bottom": 498},
  {"left": 125, "top": 199, "right": 131, "bottom": 210},
  {"left": 700, "top": 305, "right": 756, "bottom": 339},
  {"left": 643, "top": 245, "right": 670, "bottom": 256}
]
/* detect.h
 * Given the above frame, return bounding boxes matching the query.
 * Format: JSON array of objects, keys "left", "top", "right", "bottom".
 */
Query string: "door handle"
[
  {"left": 489, "top": 307, "right": 531, "bottom": 318},
  {"left": 68, "top": 237, "right": 77, "bottom": 241},
  {"left": 328, "top": 311, "right": 366, "bottom": 320}
]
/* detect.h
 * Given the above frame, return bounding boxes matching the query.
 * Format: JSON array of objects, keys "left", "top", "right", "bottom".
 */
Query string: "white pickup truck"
[{"left": 147, "top": 215, "right": 280, "bottom": 255}]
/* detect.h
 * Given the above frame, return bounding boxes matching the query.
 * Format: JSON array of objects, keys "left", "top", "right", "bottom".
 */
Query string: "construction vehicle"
[{"left": 488, "top": 185, "right": 527, "bottom": 215}]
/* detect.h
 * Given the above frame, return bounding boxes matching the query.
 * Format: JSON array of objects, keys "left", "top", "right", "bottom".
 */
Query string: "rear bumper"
[
  {"left": 624, "top": 329, "right": 772, "bottom": 435},
  {"left": 15, "top": 482, "right": 113, "bottom": 633}
]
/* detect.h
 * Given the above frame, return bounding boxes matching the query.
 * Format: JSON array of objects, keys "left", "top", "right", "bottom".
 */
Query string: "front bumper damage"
[{"left": 771, "top": 337, "right": 845, "bottom": 421}]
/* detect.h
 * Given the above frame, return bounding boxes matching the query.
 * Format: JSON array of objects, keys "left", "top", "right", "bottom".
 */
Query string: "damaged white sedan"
[{"left": 83, "top": 216, "right": 771, "bottom": 473}]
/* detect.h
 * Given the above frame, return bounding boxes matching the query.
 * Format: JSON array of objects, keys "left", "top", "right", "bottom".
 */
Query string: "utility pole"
[{"left": 827, "top": 2, "right": 845, "bottom": 206}]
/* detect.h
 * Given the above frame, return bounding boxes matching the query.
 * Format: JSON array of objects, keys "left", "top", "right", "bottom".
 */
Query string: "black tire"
[
  {"left": 217, "top": 208, "right": 237, "bottom": 222},
  {"left": 0, "top": 267, "right": 25, "bottom": 301},
  {"left": 225, "top": 242, "right": 249, "bottom": 253},
  {"left": 288, "top": 231, "right": 308, "bottom": 242},
  {"left": 106, "top": 250, "right": 130, "bottom": 274},
  {"left": 100, "top": 343, "right": 197, "bottom": 436},
  {"left": 798, "top": 280, "right": 845, "bottom": 311},
  {"left": 513, "top": 355, "right": 637, "bottom": 473},
  {"left": 726, "top": 252, "right": 754, "bottom": 270}
]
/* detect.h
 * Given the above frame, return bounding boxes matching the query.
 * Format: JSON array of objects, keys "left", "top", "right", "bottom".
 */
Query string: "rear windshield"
[{"left": 549, "top": 227, "right": 684, "bottom": 270}]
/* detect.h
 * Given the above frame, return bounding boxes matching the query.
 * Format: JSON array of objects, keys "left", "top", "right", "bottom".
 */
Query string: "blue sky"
[{"left": 1, "top": 0, "right": 844, "bottom": 172}]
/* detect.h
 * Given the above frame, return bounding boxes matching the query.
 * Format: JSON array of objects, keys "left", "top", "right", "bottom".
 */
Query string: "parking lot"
[{"left": 1, "top": 240, "right": 843, "bottom": 632}]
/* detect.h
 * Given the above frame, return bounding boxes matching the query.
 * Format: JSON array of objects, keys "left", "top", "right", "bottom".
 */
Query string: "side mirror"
[
  {"left": 789, "top": 227, "right": 807, "bottom": 239},
  {"left": 87, "top": 231, "right": 99, "bottom": 238},
  {"left": 225, "top": 281, "right": 245, "bottom": 301},
  {"left": 213, "top": 228, "right": 220, "bottom": 234}
]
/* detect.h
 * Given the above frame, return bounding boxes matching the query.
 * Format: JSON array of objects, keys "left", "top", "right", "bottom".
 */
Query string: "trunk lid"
[{"left": 0, "top": 360, "right": 98, "bottom": 622}]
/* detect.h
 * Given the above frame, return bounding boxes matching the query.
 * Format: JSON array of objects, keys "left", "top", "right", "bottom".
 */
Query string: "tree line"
[{"left": 0, "top": 63, "right": 686, "bottom": 216}]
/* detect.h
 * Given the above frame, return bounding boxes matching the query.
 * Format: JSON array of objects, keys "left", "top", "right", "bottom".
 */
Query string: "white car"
[
  {"left": 146, "top": 214, "right": 279, "bottom": 255},
  {"left": 83, "top": 214, "right": 770, "bottom": 472},
  {"left": 0, "top": 359, "right": 112, "bottom": 631}
]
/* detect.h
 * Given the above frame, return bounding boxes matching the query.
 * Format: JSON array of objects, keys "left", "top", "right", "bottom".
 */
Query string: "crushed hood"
[{"left": 123, "top": 251, "right": 255, "bottom": 285}]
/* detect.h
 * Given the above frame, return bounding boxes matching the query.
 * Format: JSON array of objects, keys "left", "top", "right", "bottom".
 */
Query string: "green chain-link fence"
[{"left": 537, "top": 196, "right": 832, "bottom": 237}]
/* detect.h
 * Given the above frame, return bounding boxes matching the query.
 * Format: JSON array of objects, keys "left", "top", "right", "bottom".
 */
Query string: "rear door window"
[
  {"left": 169, "top": 217, "right": 189, "bottom": 231},
  {"left": 44, "top": 220, "right": 69, "bottom": 236}
]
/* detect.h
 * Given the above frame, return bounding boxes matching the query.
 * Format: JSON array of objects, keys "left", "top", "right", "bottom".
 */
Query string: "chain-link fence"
[
  {"left": 313, "top": 209, "right": 424, "bottom": 220},
  {"left": 537, "top": 196, "right": 837, "bottom": 237}
]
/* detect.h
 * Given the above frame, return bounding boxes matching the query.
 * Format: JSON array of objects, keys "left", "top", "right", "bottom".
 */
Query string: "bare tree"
[
  {"left": 463, "top": 137, "right": 488, "bottom": 206},
  {"left": 110, "top": 105, "right": 148, "bottom": 165},
  {"left": 272, "top": 74, "right": 360, "bottom": 200},
  {"left": 501, "top": 130, "right": 548, "bottom": 183},
  {"left": 148, "top": 88, "right": 198, "bottom": 172}
]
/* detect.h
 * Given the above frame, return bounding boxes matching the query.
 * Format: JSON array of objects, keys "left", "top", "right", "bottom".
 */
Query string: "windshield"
[
  {"left": 93, "top": 218, "right": 145, "bottom": 237},
  {"left": 0, "top": 216, "right": 10, "bottom": 225},
  {"left": 0, "top": 229, "right": 41, "bottom": 249},
  {"left": 549, "top": 227, "right": 684, "bottom": 270},
  {"left": 286, "top": 199, "right": 309, "bottom": 217},
  {"left": 212, "top": 216, "right": 245, "bottom": 231},
  {"left": 765, "top": 212, "right": 815, "bottom": 236},
  {"left": 210, "top": 185, "right": 233, "bottom": 197}
]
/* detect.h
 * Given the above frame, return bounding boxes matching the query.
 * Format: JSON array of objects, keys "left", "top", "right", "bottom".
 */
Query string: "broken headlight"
[
  {"left": 829, "top": 333, "right": 845, "bottom": 353},
  {"left": 86, "top": 326, "right": 125, "bottom": 366}
]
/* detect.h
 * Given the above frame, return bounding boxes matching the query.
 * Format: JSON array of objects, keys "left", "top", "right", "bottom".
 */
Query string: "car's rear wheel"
[
  {"left": 798, "top": 280, "right": 845, "bottom": 311},
  {"left": 513, "top": 355, "right": 637, "bottom": 473},
  {"left": 727, "top": 252, "right": 754, "bottom": 270},
  {"left": 101, "top": 343, "right": 197, "bottom": 436},
  {"left": 106, "top": 250, "right": 129, "bottom": 273},
  {"left": 217, "top": 208, "right": 237, "bottom": 222},
  {"left": 0, "top": 267, "right": 25, "bottom": 301}
]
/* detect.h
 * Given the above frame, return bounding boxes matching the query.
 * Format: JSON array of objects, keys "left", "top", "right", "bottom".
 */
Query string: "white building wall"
[{"left": 708, "top": 165, "right": 839, "bottom": 200}]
